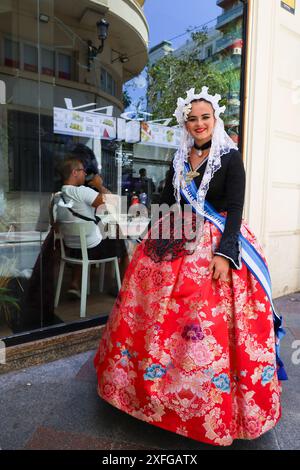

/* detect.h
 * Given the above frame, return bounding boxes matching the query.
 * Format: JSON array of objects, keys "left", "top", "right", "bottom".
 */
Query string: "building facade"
[
  {"left": 243, "top": 0, "right": 300, "bottom": 297},
  {"left": 0, "top": 0, "right": 299, "bottom": 351},
  {"left": 0, "top": 0, "right": 148, "bottom": 197}
]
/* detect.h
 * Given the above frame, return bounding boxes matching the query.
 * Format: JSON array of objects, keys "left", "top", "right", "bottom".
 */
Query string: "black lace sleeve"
[
  {"left": 136, "top": 162, "right": 175, "bottom": 243},
  {"left": 214, "top": 150, "right": 245, "bottom": 270}
]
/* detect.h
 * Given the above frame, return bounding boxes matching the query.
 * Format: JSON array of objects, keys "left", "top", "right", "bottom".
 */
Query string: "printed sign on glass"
[
  {"left": 125, "top": 120, "right": 141, "bottom": 143},
  {"left": 141, "top": 122, "right": 181, "bottom": 148},
  {"left": 281, "top": 0, "right": 295, "bottom": 14},
  {"left": 53, "top": 107, "right": 116, "bottom": 139}
]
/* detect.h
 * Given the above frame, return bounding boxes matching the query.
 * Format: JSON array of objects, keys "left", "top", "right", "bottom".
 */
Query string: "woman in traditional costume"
[{"left": 94, "top": 87, "right": 287, "bottom": 446}]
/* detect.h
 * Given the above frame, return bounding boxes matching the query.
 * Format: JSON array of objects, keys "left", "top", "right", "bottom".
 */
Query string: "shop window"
[
  {"left": 9, "top": 111, "right": 55, "bottom": 192},
  {"left": 110, "top": 73, "right": 117, "bottom": 97},
  {"left": 100, "top": 67, "right": 107, "bottom": 90},
  {"left": 58, "top": 53, "right": 71, "bottom": 80},
  {"left": 100, "top": 68, "right": 117, "bottom": 97},
  {"left": 206, "top": 46, "right": 213, "bottom": 58},
  {"left": 23, "top": 43, "right": 38, "bottom": 73},
  {"left": 112, "top": 80, "right": 117, "bottom": 97},
  {"left": 107, "top": 72, "right": 113, "bottom": 95},
  {"left": 4, "top": 38, "right": 20, "bottom": 68},
  {"left": 41, "top": 48, "right": 55, "bottom": 76}
]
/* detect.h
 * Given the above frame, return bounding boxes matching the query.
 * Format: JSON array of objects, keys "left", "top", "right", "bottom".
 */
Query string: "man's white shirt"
[{"left": 54, "top": 185, "right": 102, "bottom": 249}]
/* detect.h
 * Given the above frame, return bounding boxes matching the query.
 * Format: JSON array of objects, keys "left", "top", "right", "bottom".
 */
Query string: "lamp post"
[{"left": 87, "top": 19, "right": 109, "bottom": 71}]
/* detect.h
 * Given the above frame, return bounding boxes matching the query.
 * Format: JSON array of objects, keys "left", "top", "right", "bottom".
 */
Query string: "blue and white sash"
[{"left": 180, "top": 161, "right": 287, "bottom": 380}]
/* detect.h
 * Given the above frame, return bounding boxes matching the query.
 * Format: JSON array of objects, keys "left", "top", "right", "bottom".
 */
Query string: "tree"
[
  {"left": 147, "top": 30, "right": 230, "bottom": 125},
  {"left": 122, "top": 89, "right": 132, "bottom": 110}
]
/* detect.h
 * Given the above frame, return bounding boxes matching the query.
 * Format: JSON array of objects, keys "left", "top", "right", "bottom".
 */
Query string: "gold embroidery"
[{"left": 185, "top": 170, "right": 200, "bottom": 183}]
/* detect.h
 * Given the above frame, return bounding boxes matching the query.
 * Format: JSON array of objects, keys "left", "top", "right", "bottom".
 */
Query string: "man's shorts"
[{"left": 68, "top": 238, "right": 127, "bottom": 260}]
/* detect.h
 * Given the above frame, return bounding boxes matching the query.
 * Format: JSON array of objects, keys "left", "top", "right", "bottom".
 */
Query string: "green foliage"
[
  {"left": 0, "top": 259, "right": 20, "bottom": 323},
  {"left": 0, "top": 287, "right": 19, "bottom": 310},
  {"left": 147, "top": 29, "right": 233, "bottom": 125},
  {"left": 122, "top": 90, "right": 132, "bottom": 110},
  {"left": 0, "top": 285, "right": 19, "bottom": 324}
]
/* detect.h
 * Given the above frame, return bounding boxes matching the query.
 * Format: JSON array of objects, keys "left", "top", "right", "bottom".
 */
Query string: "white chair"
[{"left": 54, "top": 221, "right": 121, "bottom": 318}]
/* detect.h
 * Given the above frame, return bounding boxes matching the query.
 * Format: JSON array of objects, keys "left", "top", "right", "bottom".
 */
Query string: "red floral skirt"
[{"left": 94, "top": 215, "right": 281, "bottom": 446}]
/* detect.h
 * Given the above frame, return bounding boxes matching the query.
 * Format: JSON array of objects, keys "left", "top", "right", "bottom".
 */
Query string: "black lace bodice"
[{"left": 155, "top": 148, "right": 246, "bottom": 269}]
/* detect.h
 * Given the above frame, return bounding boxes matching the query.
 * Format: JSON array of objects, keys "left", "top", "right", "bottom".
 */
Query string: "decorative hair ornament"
[
  {"left": 173, "top": 86, "right": 226, "bottom": 126},
  {"left": 172, "top": 86, "right": 238, "bottom": 212}
]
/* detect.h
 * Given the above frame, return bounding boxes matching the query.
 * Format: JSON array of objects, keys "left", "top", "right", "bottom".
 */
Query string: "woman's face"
[{"left": 185, "top": 100, "right": 216, "bottom": 144}]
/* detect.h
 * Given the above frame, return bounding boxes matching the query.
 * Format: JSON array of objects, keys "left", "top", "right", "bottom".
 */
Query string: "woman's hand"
[{"left": 209, "top": 255, "right": 230, "bottom": 281}]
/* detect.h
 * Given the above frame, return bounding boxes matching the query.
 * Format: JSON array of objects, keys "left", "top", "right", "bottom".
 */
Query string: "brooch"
[{"left": 185, "top": 170, "right": 200, "bottom": 183}]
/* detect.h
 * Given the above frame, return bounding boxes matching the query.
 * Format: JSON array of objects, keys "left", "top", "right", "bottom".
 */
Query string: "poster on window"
[
  {"left": 125, "top": 120, "right": 141, "bottom": 143},
  {"left": 116, "top": 118, "right": 127, "bottom": 141},
  {"left": 53, "top": 107, "right": 117, "bottom": 139},
  {"left": 140, "top": 122, "right": 181, "bottom": 148},
  {"left": 281, "top": 0, "right": 295, "bottom": 14}
]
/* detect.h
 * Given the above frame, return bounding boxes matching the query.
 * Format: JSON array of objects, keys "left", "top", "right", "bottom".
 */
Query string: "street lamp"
[{"left": 87, "top": 19, "right": 109, "bottom": 71}]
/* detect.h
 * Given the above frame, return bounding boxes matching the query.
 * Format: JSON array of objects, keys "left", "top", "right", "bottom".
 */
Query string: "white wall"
[{"left": 244, "top": 0, "right": 300, "bottom": 297}]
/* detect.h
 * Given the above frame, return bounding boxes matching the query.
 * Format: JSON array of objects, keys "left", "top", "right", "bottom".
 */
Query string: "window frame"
[
  {"left": 56, "top": 50, "right": 73, "bottom": 81},
  {"left": 100, "top": 66, "right": 117, "bottom": 97},
  {"left": 3, "top": 36, "right": 21, "bottom": 69},
  {"left": 2, "top": 36, "right": 73, "bottom": 81},
  {"left": 41, "top": 46, "right": 56, "bottom": 77},
  {"left": 23, "top": 41, "right": 38, "bottom": 73}
]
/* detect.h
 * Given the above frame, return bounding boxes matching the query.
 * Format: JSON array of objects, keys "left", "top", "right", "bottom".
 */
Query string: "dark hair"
[
  {"left": 191, "top": 98, "right": 213, "bottom": 107},
  {"left": 59, "top": 156, "right": 82, "bottom": 181},
  {"left": 189, "top": 98, "right": 215, "bottom": 117},
  {"left": 70, "top": 143, "right": 99, "bottom": 175}
]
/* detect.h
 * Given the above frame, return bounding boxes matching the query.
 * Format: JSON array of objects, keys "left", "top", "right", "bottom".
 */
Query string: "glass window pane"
[
  {"left": 58, "top": 53, "right": 71, "bottom": 80},
  {"left": 107, "top": 72, "right": 112, "bottom": 95},
  {"left": 0, "top": 0, "right": 248, "bottom": 343},
  {"left": 206, "top": 46, "right": 213, "bottom": 58},
  {"left": 100, "top": 68, "right": 106, "bottom": 90},
  {"left": 4, "top": 38, "right": 20, "bottom": 68},
  {"left": 112, "top": 79, "right": 116, "bottom": 97},
  {"left": 41, "top": 48, "right": 55, "bottom": 76},
  {"left": 24, "top": 44, "right": 38, "bottom": 73}
]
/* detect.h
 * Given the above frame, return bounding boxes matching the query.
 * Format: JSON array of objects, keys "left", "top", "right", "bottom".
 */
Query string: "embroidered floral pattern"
[
  {"left": 94, "top": 217, "right": 281, "bottom": 447},
  {"left": 212, "top": 373, "right": 231, "bottom": 393},
  {"left": 261, "top": 365, "right": 276, "bottom": 386},
  {"left": 182, "top": 324, "right": 205, "bottom": 341},
  {"left": 144, "top": 364, "right": 167, "bottom": 381}
]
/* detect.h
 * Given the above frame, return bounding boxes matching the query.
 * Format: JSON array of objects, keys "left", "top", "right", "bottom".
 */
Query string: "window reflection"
[
  {"left": 0, "top": 0, "right": 245, "bottom": 341},
  {"left": 41, "top": 48, "right": 55, "bottom": 76},
  {"left": 4, "top": 38, "right": 20, "bottom": 68}
]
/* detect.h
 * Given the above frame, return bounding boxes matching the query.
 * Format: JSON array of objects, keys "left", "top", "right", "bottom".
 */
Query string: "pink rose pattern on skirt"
[{"left": 94, "top": 215, "right": 281, "bottom": 446}]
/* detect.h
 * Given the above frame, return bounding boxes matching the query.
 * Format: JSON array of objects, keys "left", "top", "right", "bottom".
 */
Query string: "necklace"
[
  {"left": 193, "top": 139, "right": 212, "bottom": 157},
  {"left": 186, "top": 144, "right": 210, "bottom": 182},
  {"left": 185, "top": 169, "right": 200, "bottom": 183},
  {"left": 186, "top": 156, "right": 209, "bottom": 182}
]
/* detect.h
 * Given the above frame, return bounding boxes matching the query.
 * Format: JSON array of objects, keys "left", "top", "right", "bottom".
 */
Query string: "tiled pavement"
[{"left": 0, "top": 292, "right": 300, "bottom": 451}]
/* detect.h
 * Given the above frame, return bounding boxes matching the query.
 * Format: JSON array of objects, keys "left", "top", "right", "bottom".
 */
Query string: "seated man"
[
  {"left": 53, "top": 157, "right": 127, "bottom": 299},
  {"left": 69, "top": 143, "right": 102, "bottom": 193}
]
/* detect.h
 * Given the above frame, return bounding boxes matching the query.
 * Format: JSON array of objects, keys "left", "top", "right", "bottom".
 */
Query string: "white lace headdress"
[{"left": 172, "top": 86, "right": 238, "bottom": 208}]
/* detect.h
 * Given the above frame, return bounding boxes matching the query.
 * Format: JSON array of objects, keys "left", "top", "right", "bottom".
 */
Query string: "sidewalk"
[{"left": 0, "top": 292, "right": 299, "bottom": 450}]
